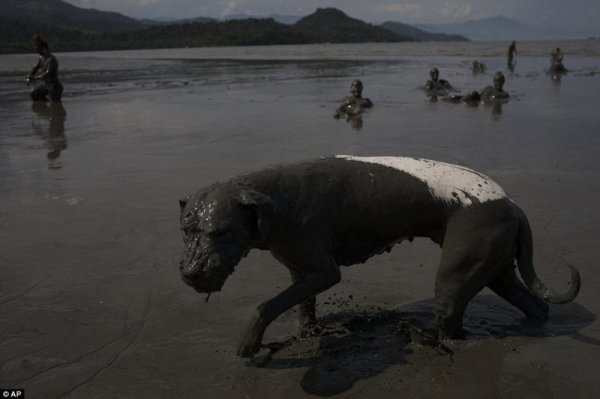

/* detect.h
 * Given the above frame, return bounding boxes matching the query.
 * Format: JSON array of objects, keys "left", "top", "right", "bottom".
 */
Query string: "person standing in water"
[
  {"left": 507, "top": 40, "right": 517, "bottom": 70},
  {"left": 550, "top": 47, "right": 567, "bottom": 72},
  {"left": 27, "top": 34, "right": 63, "bottom": 102}
]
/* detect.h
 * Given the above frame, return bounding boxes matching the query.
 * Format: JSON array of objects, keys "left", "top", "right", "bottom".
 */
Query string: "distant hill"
[
  {"left": 0, "top": 14, "right": 94, "bottom": 53},
  {"left": 294, "top": 8, "right": 408, "bottom": 43},
  {"left": 270, "top": 14, "right": 302, "bottom": 25},
  {"left": 0, "top": 0, "right": 145, "bottom": 52},
  {"left": 381, "top": 21, "right": 468, "bottom": 42},
  {"left": 224, "top": 14, "right": 301, "bottom": 25},
  {"left": 140, "top": 16, "right": 216, "bottom": 26},
  {"left": 414, "top": 16, "right": 580, "bottom": 41},
  {"left": 0, "top": 0, "right": 142, "bottom": 33},
  {"left": 1, "top": 4, "right": 417, "bottom": 53},
  {"left": 110, "top": 9, "right": 410, "bottom": 50},
  {"left": 106, "top": 18, "right": 308, "bottom": 49}
]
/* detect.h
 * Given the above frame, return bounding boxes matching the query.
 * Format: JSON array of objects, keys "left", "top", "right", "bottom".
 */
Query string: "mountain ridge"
[
  {"left": 381, "top": 21, "right": 468, "bottom": 42},
  {"left": 415, "top": 16, "right": 588, "bottom": 41},
  {"left": 1, "top": 1, "right": 472, "bottom": 54},
  {"left": 0, "top": 0, "right": 142, "bottom": 33},
  {"left": 294, "top": 8, "right": 406, "bottom": 44},
  {"left": 2, "top": 3, "right": 415, "bottom": 53}
]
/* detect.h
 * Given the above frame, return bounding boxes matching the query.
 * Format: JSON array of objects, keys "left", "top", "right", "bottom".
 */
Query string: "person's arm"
[
  {"left": 334, "top": 97, "right": 353, "bottom": 118},
  {"left": 334, "top": 102, "right": 346, "bottom": 118},
  {"left": 440, "top": 79, "right": 453, "bottom": 90},
  {"left": 27, "top": 57, "right": 42, "bottom": 82},
  {"left": 26, "top": 57, "right": 42, "bottom": 86}
]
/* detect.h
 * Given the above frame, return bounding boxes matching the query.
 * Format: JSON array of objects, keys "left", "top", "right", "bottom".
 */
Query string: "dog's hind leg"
[
  {"left": 434, "top": 206, "right": 520, "bottom": 339},
  {"left": 434, "top": 260, "right": 487, "bottom": 339},
  {"left": 488, "top": 268, "right": 549, "bottom": 321},
  {"left": 237, "top": 260, "right": 341, "bottom": 357}
]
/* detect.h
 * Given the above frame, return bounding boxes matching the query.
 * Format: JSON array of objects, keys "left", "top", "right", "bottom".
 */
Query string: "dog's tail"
[{"left": 516, "top": 212, "right": 580, "bottom": 304}]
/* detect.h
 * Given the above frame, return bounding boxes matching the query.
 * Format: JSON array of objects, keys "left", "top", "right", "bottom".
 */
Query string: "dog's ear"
[
  {"left": 236, "top": 188, "right": 275, "bottom": 247},
  {"left": 179, "top": 196, "right": 190, "bottom": 215}
]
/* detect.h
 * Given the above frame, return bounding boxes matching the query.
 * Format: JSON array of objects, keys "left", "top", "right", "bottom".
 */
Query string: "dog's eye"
[{"left": 209, "top": 229, "right": 230, "bottom": 238}]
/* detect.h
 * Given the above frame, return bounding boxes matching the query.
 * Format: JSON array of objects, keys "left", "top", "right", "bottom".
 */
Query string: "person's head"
[
  {"left": 493, "top": 71, "right": 506, "bottom": 91},
  {"left": 32, "top": 34, "right": 49, "bottom": 54},
  {"left": 512, "top": 41, "right": 516, "bottom": 46},
  {"left": 429, "top": 68, "right": 439, "bottom": 81},
  {"left": 350, "top": 80, "right": 363, "bottom": 97}
]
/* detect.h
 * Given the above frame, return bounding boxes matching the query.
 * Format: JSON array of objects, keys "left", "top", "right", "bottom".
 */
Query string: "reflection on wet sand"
[
  {"left": 31, "top": 102, "right": 67, "bottom": 166},
  {"left": 337, "top": 114, "right": 364, "bottom": 131},
  {"left": 488, "top": 101, "right": 504, "bottom": 118}
]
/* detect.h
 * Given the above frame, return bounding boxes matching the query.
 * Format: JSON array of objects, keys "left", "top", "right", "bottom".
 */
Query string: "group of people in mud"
[
  {"left": 423, "top": 67, "right": 509, "bottom": 105},
  {"left": 506, "top": 40, "right": 567, "bottom": 75},
  {"left": 333, "top": 40, "right": 569, "bottom": 124},
  {"left": 25, "top": 34, "right": 569, "bottom": 132}
]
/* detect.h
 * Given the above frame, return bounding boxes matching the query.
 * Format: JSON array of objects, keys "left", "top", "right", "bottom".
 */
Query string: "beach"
[{"left": 1, "top": 41, "right": 600, "bottom": 398}]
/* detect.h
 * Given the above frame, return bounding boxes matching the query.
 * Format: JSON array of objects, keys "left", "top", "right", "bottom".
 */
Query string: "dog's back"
[{"left": 234, "top": 156, "right": 511, "bottom": 265}]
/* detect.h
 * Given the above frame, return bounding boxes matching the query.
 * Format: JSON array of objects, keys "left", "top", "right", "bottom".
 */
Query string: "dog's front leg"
[
  {"left": 237, "top": 264, "right": 341, "bottom": 357},
  {"left": 290, "top": 270, "right": 316, "bottom": 328}
]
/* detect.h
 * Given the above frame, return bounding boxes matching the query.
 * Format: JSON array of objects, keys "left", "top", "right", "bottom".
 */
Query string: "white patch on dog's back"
[{"left": 337, "top": 155, "right": 506, "bottom": 207}]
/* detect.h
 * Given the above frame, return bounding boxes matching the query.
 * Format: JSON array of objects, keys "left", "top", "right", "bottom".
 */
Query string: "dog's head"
[{"left": 178, "top": 182, "right": 273, "bottom": 294}]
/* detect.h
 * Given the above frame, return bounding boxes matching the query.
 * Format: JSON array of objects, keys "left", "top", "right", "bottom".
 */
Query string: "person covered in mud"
[
  {"left": 471, "top": 60, "right": 487, "bottom": 74},
  {"left": 27, "top": 34, "right": 63, "bottom": 102},
  {"left": 550, "top": 47, "right": 567, "bottom": 73},
  {"left": 507, "top": 40, "right": 517, "bottom": 70},
  {"left": 480, "top": 71, "right": 509, "bottom": 102},
  {"left": 334, "top": 80, "right": 373, "bottom": 119},
  {"left": 424, "top": 68, "right": 453, "bottom": 94},
  {"left": 442, "top": 71, "right": 508, "bottom": 105}
]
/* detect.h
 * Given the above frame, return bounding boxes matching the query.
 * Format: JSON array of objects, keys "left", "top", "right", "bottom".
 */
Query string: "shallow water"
[{"left": 1, "top": 41, "right": 600, "bottom": 398}]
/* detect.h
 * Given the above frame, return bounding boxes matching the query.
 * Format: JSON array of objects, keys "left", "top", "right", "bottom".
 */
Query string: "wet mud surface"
[
  {"left": 243, "top": 296, "right": 595, "bottom": 397},
  {"left": 2, "top": 41, "right": 600, "bottom": 398}
]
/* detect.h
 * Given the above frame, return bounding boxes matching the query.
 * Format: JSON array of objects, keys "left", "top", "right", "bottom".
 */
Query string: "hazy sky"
[{"left": 65, "top": 0, "right": 599, "bottom": 31}]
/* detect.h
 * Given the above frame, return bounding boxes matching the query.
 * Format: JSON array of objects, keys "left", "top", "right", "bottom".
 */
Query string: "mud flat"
[{"left": 1, "top": 41, "right": 600, "bottom": 398}]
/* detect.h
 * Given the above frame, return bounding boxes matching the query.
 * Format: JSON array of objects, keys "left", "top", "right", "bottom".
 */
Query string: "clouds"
[
  {"left": 368, "top": 1, "right": 523, "bottom": 24},
  {"left": 63, "top": 0, "right": 600, "bottom": 31},
  {"left": 371, "top": 1, "right": 478, "bottom": 22},
  {"left": 220, "top": 0, "right": 240, "bottom": 18}
]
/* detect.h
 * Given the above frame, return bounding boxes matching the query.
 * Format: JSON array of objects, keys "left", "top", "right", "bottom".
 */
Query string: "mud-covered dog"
[{"left": 179, "top": 156, "right": 580, "bottom": 357}]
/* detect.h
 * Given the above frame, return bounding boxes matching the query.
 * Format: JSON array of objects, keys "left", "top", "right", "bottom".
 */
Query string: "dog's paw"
[
  {"left": 237, "top": 326, "right": 263, "bottom": 357},
  {"left": 236, "top": 342, "right": 260, "bottom": 358}
]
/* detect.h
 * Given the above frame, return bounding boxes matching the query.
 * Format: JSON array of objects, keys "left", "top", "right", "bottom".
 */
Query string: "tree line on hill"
[{"left": 0, "top": 1, "right": 467, "bottom": 54}]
